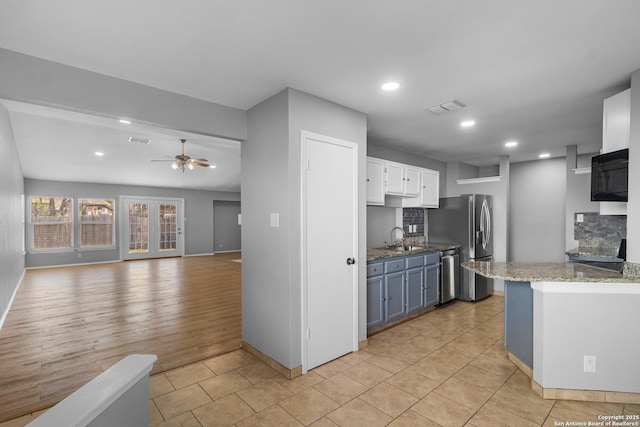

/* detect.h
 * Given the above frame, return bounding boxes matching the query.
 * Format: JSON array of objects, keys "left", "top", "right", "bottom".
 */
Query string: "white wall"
[
  {"left": 627, "top": 69, "right": 640, "bottom": 264},
  {"left": 509, "top": 157, "right": 566, "bottom": 262},
  {"left": 242, "top": 88, "right": 367, "bottom": 369},
  {"left": 0, "top": 103, "right": 25, "bottom": 325}
]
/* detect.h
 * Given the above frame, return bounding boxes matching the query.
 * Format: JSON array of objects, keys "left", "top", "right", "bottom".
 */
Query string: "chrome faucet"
[{"left": 389, "top": 226, "right": 406, "bottom": 248}]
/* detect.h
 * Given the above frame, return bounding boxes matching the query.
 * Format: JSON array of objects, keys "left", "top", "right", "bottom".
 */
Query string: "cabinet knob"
[{"left": 366, "top": 178, "right": 370, "bottom": 182}]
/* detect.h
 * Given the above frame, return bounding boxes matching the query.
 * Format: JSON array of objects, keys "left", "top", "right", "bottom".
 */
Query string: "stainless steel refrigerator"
[{"left": 428, "top": 194, "right": 494, "bottom": 301}]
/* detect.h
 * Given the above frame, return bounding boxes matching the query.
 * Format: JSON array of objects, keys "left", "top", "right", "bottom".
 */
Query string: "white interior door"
[
  {"left": 122, "top": 197, "right": 184, "bottom": 260},
  {"left": 302, "top": 131, "right": 358, "bottom": 371}
]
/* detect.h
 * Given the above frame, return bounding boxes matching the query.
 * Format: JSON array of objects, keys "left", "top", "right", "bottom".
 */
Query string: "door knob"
[{"left": 346, "top": 257, "right": 356, "bottom": 265}]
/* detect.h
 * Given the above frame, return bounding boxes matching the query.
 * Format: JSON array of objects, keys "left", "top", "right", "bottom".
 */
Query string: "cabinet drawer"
[
  {"left": 406, "top": 255, "right": 425, "bottom": 269},
  {"left": 425, "top": 252, "right": 440, "bottom": 266},
  {"left": 367, "top": 262, "right": 384, "bottom": 277},
  {"left": 384, "top": 259, "right": 405, "bottom": 273}
]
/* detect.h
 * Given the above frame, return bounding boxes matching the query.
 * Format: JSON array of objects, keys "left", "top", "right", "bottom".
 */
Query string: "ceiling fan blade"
[
  {"left": 191, "top": 160, "right": 210, "bottom": 167},
  {"left": 192, "top": 158, "right": 208, "bottom": 162}
]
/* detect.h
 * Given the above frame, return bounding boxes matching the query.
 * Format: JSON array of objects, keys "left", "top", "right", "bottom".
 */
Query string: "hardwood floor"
[{"left": 0, "top": 252, "right": 242, "bottom": 423}]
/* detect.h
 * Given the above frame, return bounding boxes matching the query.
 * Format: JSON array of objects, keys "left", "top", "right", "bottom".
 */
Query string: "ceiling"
[
  {"left": 1, "top": 0, "right": 640, "bottom": 189},
  {"left": 4, "top": 100, "right": 241, "bottom": 191}
]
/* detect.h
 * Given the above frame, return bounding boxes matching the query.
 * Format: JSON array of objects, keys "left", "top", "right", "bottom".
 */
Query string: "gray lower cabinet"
[
  {"left": 367, "top": 252, "right": 440, "bottom": 329},
  {"left": 366, "top": 275, "right": 384, "bottom": 329},
  {"left": 425, "top": 264, "right": 440, "bottom": 307},
  {"left": 406, "top": 267, "right": 425, "bottom": 313},
  {"left": 385, "top": 271, "right": 406, "bottom": 321}
]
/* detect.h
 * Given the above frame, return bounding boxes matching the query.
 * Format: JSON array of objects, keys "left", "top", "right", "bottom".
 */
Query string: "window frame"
[
  {"left": 29, "top": 195, "right": 74, "bottom": 252},
  {"left": 78, "top": 198, "right": 116, "bottom": 249}
]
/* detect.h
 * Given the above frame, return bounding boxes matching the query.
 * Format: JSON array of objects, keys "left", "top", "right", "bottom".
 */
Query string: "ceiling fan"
[{"left": 152, "top": 139, "right": 210, "bottom": 172}]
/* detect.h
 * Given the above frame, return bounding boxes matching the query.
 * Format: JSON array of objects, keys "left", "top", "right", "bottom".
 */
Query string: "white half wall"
[{"left": 533, "top": 281, "right": 640, "bottom": 393}]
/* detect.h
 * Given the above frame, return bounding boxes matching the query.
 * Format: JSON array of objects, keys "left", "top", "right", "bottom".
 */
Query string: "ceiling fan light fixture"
[
  {"left": 171, "top": 162, "right": 179, "bottom": 170},
  {"left": 187, "top": 162, "right": 195, "bottom": 170}
]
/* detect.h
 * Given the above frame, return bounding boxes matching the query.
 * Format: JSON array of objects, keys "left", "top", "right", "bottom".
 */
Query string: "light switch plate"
[
  {"left": 577, "top": 214, "right": 584, "bottom": 223},
  {"left": 270, "top": 213, "right": 280, "bottom": 228}
]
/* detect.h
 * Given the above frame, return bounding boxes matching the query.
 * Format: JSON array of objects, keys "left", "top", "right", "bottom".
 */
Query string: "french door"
[{"left": 121, "top": 197, "right": 184, "bottom": 260}]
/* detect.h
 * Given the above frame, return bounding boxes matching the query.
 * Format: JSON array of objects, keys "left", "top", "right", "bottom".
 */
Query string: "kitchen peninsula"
[{"left": 463, "top": 261, "right": 640, "bottom": 404}]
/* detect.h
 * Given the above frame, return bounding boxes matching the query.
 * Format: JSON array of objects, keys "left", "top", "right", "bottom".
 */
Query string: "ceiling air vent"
[
  {"left": 128, "top": 136, "right": 151, "bottom": 144},
  {"left": 427, "top": 99, "right": 466, "bottom": 115}
]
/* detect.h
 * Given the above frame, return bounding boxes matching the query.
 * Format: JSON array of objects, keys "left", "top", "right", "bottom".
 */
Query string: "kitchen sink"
[{"left": 379, "top": 245, "right": 427, "bottom": 252}]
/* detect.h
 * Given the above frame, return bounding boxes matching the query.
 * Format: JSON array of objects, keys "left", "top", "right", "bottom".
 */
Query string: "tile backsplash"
[
  {"left": 403, "top": 208, "right": 424, "bottom": 237},
  {"left": 574, "top": 212, "right": 626, "bottom": 255}
]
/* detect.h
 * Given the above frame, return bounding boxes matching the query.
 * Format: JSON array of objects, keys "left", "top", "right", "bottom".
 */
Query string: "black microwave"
[{"left": 591, "top": 148, "right": 629, "bottom": 202}]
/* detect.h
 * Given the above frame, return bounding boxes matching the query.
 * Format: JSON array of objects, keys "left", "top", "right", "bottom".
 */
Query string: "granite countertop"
[
  {"left": 462, "top": 261, "right": 636, "bottom": 283},
  {"left": 367, "top": 242, "right": 459, "bottom": 261},
  {"left": 566, "top": 247, "right": 623, "bottom": 262}
]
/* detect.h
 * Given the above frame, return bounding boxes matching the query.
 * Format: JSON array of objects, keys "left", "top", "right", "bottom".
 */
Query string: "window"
[
  {"left": 79, "top": 199, "right": 115, "bottom": 247},
  {"left": 30, "top": 196, "right": 73, "bottom": 250}
]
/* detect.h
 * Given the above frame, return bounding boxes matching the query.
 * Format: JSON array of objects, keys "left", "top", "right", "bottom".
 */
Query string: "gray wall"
[
  {"left": 24, "top": 179, "right": 239, "bottom": 267},
  {"left": 509, "top": 157, "right": 566, "bottom": 262},
  {"left": 366, "top": 206, "right": 396, "bottom": 246},
  {"left": 242, "top": 88, "right": 367, "bottom": 370},
  {"left": 0, "top": 103, "right": 25, "bottom": 323},
  {"left": 0, "top": 48, "right": 246, "bottom": 141},
  {"left": 213, "top": 201, "right": 241, "bottom": 252}
]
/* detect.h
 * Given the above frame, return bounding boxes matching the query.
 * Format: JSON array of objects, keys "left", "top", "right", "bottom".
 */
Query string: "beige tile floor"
[{"left": 4, "top": 295, "right": 639, "bottom": 426}]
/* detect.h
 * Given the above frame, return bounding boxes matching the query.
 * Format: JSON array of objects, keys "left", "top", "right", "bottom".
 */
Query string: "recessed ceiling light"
[
  {"left": 460, "top": 120, "right": 475, "bottom": 128},
  {"left": 539, "top": 152, "right": 551, "bottom": 158},
  {"left": 94, "top": 152, "right": 104, "bottom": 156},
  {"left": 381, "top": 82, "right": 400, "bottom": 91},
  {"left": 119, "top": 119, "right": 131, "bottom": 124},
  {"left": 505, "top": 141, "right": 518, "bottom": 147}
]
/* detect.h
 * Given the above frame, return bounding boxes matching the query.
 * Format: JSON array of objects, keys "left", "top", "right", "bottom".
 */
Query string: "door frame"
[
  {"left": 300, "top": 130, "right": 359, "bottom": 374},
  {"left": 119, "top": 195, "right": 185, "bottom": 261}
]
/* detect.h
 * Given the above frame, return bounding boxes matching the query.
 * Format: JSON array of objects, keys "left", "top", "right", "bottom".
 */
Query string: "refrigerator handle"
[{"left": 481, "top": 199, "right": 491, "bottom": 249}]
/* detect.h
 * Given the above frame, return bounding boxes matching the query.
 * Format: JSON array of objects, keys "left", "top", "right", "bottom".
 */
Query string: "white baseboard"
[
  {"left": 0, "top": 268, "right": 25, "bottom": 331},
  {"left": 213, "top": 250, "right": 241, "bottom": 254},
  {"left": 183, "top": 253, "right": 215, "bottom": 257},
  {"left": 26, "top": 259, "right": 121, "bottom": 270}
]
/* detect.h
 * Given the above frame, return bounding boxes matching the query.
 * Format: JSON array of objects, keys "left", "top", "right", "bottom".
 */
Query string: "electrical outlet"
[{"left": 584, "top": 355, "right": 596, "bottom": 373}]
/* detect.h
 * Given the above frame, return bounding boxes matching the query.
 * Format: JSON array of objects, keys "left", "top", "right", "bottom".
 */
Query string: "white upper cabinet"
[
  {"left": 404, "top": 166, "right": 421, "bottom": 196},
  {"left": 367, "top": 157, "right": 439, "bottom": 207},
  {"left": 403, "top": 168, "right": 440, "bottom": 208},
  {"left": 601, "top": 88, "right": 630, "bottom": 215},
  {"left": 366, "top": 157, "right": 385, "bottom": 206},
  {"left": 384, "top": 161, "right": 421, "bottom": 196},
  {"left": 384, "top": 161, "right": 405, "bottom": 195}
]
